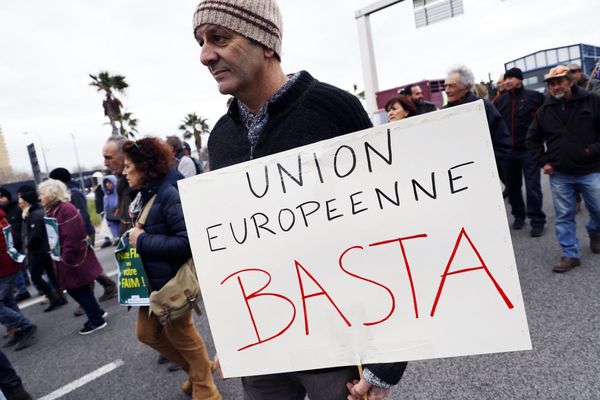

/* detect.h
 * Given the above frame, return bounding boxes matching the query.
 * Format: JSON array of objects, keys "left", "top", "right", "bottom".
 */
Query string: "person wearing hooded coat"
[{"left": 101, "top": 175, "right": 120, "bottom": 240}]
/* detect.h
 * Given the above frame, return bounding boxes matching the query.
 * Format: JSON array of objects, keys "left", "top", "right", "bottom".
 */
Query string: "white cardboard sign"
[{"left": 179, "top": 101, "right": 531, "bottom": 378}]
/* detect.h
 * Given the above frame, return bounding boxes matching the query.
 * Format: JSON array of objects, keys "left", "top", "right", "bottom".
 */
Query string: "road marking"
[
  {"left": 20, "top": 270, "right": 118, "bottom": 310},
  {"left": 37, "top": 359, "right": 124, "bottom": 400}
]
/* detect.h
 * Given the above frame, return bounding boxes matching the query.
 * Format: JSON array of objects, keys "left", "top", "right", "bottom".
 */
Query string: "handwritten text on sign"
[{"left": 179, "top": 101, "right": 531, "bottom": 378}]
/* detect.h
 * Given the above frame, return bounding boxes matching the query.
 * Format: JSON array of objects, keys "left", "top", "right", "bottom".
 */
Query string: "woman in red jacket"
[
  {"left": 0, "top": 209, "right": 37, "bottom": 350},
  {"left": 38, "top": 179, "right": 107, "bottom": 335}
]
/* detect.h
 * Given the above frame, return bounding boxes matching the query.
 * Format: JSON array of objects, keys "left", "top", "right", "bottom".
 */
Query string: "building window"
[
  {"left": 414, "top": 0, "right": 464, "bottom": 28},
  {"left": 535, "top": 52, "right": 546, "bottom": 68},
  {"left": 569, "top": 45, "right": 581, "bottom": 59},
  {"left": 546, "top": 50, "right": 558, "bottom": 65},
  {"left": 558, "top": 47, "right": 569, "bottom": 62}
]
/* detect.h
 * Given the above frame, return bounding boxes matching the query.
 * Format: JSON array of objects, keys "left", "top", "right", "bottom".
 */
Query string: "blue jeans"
[
  {"left": 549, "top": 171, "right": 600, "bottom": 258},
  {"left": 0, "top": 273, "right": 33, "bottom": 330},
  {"left": 67, "top": 284, "right": 105, "bottom": 326},
  {"left": 504, "top": 150, "right": 546, "bottom": 225}
]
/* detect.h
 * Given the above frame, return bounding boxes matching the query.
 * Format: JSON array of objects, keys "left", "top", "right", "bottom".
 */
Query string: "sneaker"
[
  {"left": 552, "top": 257, "right": 581, "bottom": 273},
  {"left": 3, "top": 331, "right": 20, "bottom": 348},
  {"left": 512, "top": 219, "right": 525, "bottom": 230},
  {"left": 98, "top": 284, "right": 118, "bottom": 302},
  {"left": 102, "top": 311, "right": 108, "bottom": 319},
  {"left": 15, "top": 292, "right": 31, "bottom": 302},
  {"left": 73, "top": 306, "right": 85, "bottom": 317},
  {"left": 530, "top": 225, "right": 545, "bottom": 237},
  {"left": 100, "top": 240, "right": 112, "bottom": 249},
  {"left": 14, "top": 325, "right": 37, "bottom": 351},
  {"left": 591, "top": 235, "right": 600, "bottom": 254},
  {"left": 79, "top": 321, "right": 107, "bottom": 335}
]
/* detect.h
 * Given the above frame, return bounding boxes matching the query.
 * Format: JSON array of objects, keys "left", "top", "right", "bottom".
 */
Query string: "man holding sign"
[{"left": 192, "top": 0, "right": 406, "bottom": 398}]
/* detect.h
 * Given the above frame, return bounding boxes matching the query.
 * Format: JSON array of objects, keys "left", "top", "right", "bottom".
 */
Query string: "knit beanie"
[
  {"left": 49, "top": 167, "right": 72, "bottom": 183},
  {"left": 504, "top": 67, "right": 524, "bottom": 81},
  {"left": 17, "top": 185, "right": 38, "bottom": 206},
  {"left": 192, "top": 0, "right": 283, "bottom": 57}
]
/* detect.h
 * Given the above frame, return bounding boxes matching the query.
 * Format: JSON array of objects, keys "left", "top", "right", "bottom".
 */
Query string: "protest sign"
[
  {"left": 2, "top": 225, "right": 25, "bottom": 263},
  {"left": 44, "top": 217, "right": 60, "bottom": 262},
  {"left": 115, "top": 232, "right": 151, "bottom": 306},
  {"left": 179, "top": 101, "right": 531, "bottom": 378}
]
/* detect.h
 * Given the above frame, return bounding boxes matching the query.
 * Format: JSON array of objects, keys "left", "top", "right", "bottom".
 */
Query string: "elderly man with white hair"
[{"left": 443, "top": 64, "right": 511, "bottom": 167}]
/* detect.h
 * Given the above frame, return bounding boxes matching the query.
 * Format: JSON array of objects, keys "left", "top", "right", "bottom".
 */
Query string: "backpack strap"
[{"left": 136, "top": 195, "right": 157, "bottom": 228}]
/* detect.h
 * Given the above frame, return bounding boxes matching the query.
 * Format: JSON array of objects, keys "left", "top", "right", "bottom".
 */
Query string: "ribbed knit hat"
[{"left": 193, "top": 0, "right": 283, "bottom": 57}]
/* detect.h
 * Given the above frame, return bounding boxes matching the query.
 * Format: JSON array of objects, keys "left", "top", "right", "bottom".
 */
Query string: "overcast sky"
[{"left": 1, "top": 0, "right": 598, "bottom": 174}]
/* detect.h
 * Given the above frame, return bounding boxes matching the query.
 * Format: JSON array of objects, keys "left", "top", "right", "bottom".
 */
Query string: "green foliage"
[{"left": 88, "top": 199, "right": 100, "bottom": 227}]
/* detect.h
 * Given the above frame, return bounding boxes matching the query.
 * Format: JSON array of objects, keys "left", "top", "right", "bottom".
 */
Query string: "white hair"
[
  {"left": 39, "top": 179, "right": 70, "bottom": 204},
  {"left": 447, "top": 64, "right": 475, "bottom": 91}
]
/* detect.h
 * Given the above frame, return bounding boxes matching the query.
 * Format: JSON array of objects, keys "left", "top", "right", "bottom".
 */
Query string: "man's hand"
[
  {"left": 542, "top": 163, "right": 554, "bottom": 175},
  {"left": 129, "top": 226, "right": 144, "bottom": 248},
  {"left": 213, "top": 355, "right": 224, "bottom": 380},
  {"left": 347, "top": 379, "right": 390, "bottom": 400}
]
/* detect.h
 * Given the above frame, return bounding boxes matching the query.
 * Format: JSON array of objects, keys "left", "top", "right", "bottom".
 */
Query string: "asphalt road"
[{"left": 5, "top": 175, "right": 600, "bottom": 400}]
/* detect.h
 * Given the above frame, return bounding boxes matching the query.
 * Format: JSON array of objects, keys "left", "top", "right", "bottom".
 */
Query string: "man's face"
[
  {"left": 0, "top": 196, "right": 8, "bottom": 207},
  {"left": 196, "top": 24, "right": 268, "bottom": 98},
  {"left": 444, "top": 73, "right": 468, "bottom": 103},
  {"left": 410, "top": 86, "right": 423, "bottom": 102},
  {"left": 570, "top": 68, "right": 583, "bottom": 83},
  {"left": 103, "top": 141, "right": 124, "bottom": 175},
  {"left": 503, "top": 77, "right": 522, "bottom": 91},
  {"left": 546, "top": 77, "right": 573, "bottom": 100}
]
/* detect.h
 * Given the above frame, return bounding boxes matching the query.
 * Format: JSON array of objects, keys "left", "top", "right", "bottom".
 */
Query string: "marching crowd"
[{"left": 2, "top": 0, "right": 600, "bottom": 399}]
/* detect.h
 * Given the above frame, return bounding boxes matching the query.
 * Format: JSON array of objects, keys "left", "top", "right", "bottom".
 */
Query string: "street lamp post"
[
  {"left": 23, "top": 131, "right": 50, "bottom": 176},
  {"left": 69, "top": 133, "right": 85, "bottom": 191}
]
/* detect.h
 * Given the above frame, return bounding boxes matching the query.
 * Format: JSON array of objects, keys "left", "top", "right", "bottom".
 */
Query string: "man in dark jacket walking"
[
  {"left": 494, "top": 68, "right": 546, "bottom": 236},
  {"left": 526, "top": 65, "right": 600, "bottom": 272},
  {"left": 193, "top": 0, "right": 406, "bottom": 398}
]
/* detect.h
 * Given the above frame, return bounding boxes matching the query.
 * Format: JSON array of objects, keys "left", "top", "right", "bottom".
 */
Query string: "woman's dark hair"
[
  {"left": 384, "top": 94, "right": 417, "bottom": 116},
  {"left": 122, "top": 137, "right": 173, "bottom": 182}
]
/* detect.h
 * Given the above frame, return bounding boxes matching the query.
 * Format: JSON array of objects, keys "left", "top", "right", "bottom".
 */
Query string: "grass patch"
[{"left": 88, "top": 199, "right": 101, "bottom": 227}]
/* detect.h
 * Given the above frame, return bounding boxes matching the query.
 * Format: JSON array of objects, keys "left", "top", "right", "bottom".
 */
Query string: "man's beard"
[{"left": 551, "top": 91, "right": 566, "bottom": 100}]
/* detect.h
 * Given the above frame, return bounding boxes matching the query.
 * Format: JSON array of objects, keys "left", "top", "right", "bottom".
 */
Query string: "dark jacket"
[
  {"left": 67, "top": 182, "right": 94, "bottom": 235},
  {"left": 94, "top": 185, "right": 104, "bottom": 215},
  {"left": 1, "top": 201, "right": 23, "bottom": 252},
  {"left": 494, "top": 86, "right": 544, "bottom": 150},
  {"left": 443, "top": 92, "right": 512, "bottom": 162},
  {"left": 0, "top": 209, "right": 22, "bottom": 277},
  {"left": 209, "top": 70, "right": 373, "bottom": 169},
  {"left": 21, "top": 203, "right": 50, "bottom": 256},
  {"left": 526, "top": 86, "right": 600, "bottom": 175},
  {"left": 415, "top": 100, "right": 437, "bottom": 115},
  {"left": 45, "top": 202, "right": 102, "bottom": 289},
  {"left": 117, "top": 175, "right": 134, "bottom": 235},
  {"left": 136, "top": 168, "right": 189, "bottom": 291},
  {"left": 208, "top": 70, "right": 405, "bottom": 386}
]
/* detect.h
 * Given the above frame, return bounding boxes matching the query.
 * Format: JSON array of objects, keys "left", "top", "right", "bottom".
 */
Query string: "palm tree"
[
  {"left": 89, "top": 71, "right": 129, "bottom": 136},
  {"left": 118, "top": 111, "right": 139, "bottom": 138},
  {"left": 178, "top": 113, "right": 210, "bottom": 156}
]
